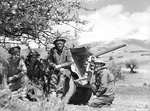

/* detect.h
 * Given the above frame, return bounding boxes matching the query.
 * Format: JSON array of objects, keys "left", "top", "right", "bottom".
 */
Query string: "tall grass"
[
  {"left": 0, "top": 92, "right": 67, "bottom": 111},
  {"left": 108, "top": 61, "right": 125, "bottom": 82}
]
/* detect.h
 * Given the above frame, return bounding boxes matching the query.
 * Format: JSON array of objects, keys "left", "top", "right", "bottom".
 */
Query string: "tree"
[
  {"left": 125, "top": 59, "right": 138, "bottom": 73},
  {"left": 108, "top": 61, "right": 125, "bottom": 82},
  {"left": 109, "top": 56, "right": 113, "bottom": 60},
  {"left": 0, "top": 0, "right": 89, "bottom": 48}
]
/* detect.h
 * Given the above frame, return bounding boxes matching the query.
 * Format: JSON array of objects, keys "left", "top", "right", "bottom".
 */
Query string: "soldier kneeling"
[
  {"left": 4, "top": 46, "right": 29, "bottom": 100},
  {"left": 88, "top": 59, "right": 115, "bottom": 108},
  {"left": 25, "top": 50, "right": 45, "bottom": 101}
]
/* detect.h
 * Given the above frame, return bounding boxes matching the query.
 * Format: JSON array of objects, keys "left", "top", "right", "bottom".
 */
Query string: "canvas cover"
[{"left": 70, "top": 46, "right": 93, "bottom": 77}]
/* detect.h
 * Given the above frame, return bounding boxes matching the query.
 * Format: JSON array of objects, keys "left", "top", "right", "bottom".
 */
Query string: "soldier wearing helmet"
[
  {"left": 25, "top": 50, "right": 44, "bottom": 87},
  {"left": 48, "top": 36, "right": 73, "bottom": 98},
  {"left": 88, "top": 59, "right": 115, "bottom": 108}
]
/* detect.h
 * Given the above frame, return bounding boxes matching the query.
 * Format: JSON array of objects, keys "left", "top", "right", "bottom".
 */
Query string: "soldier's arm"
[
  {"left": 96, "top": 69, "right": 108, "bottom": 96},
  {"left": 39, "top": 62, "right": 45, "bottom": 83},
  {"left": 12, "top": 59, "right": 27, "bottom": 80},
  {"left": 60, "top": 49, "right": 73, "bottom": 68},
  {"left": 48, "top": 49, "right": 56, "bottom": 68},
  {"left": 91, "top": 84, "right": 97, "bottom": 95}
]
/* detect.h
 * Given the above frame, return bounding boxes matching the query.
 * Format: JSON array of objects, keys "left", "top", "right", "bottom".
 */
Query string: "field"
[
  {"left": 0, "top": 43, "right": 150, "bottom": 111},
  {"left": 66, "top": 62, "right": 150, "bottom": 111}
]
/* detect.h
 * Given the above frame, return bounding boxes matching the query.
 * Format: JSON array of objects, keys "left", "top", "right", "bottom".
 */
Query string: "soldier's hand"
[
  {"left": 91, "top": 84, "right": 97, "bottom": 92},
  {"left": 96, "top": 92, "right": 99, "bottom": 97},
  {"left": 8, "top": 77, "right": 13, "bottom": 82},
  {"left": 55, "top": 65, "right": 62, "bottom": 70},
  {"left": 8, "top": 75, "right": 18, "bottom": 82}
]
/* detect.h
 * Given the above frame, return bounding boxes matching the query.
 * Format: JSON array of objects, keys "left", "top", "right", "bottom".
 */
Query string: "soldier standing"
[
  {"left": 4, "top": 46, "right": 28, "bottom": 97},
  {"left": 48, "top": 37, "right": 73, "bottom": 98},
  {"left": 88, "top": 59, "right": 115, "bottom": 108}
]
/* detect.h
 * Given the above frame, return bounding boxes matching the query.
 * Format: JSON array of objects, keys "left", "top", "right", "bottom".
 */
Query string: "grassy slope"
[{"left": 66, "top": 63, "right": 150, "bottom": 111}]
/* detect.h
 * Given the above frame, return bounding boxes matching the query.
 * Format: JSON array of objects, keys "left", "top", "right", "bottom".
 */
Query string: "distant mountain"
[
  {"left": 79, "top": 38, "right": 150, "bottom": 55},
  {"left": 123, "top": 39, "right": 150, "bottom": 50}
]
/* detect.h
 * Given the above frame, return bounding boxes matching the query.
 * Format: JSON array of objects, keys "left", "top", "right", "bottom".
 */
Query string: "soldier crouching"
[
  {"left": 4, "top": 46, "right": 29, "bottom": 99},
  {"left": 88, "top": 59, "right": 115, "bottom": 108},
  {"left": 48, "top": 36, "right": 73, "bottom": 99},
  {"left": 25, "top": 50, "right": 45, "bottom": 101}
]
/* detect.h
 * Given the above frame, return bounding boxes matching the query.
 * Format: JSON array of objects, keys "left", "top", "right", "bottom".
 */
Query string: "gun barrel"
[{"left": 94, "top": 44, "right": 126, "bottom": 57}]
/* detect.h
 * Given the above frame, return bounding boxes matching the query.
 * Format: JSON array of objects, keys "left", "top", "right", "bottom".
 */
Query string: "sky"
[
  {"left": 77, "top": 0, "right": 150, "bottom": 45},
  {"left": 27, "top": 0, "right": 150, "bottom": 48}
]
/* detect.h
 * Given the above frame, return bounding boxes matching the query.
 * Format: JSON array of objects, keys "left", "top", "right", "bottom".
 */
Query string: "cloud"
[
  {"left": 78, "top": 4, "right": 150, "bottom": 45},
  {"left": 23, "top": 4, "right": 150, "bottom": 48},
  {"left": 66, "top": 0, "right": 98, "bottom": 5},
  {"left": 148, "top": 6, "right": 150, "bottom": 12},
  {"left": 68, "top": 0, "right": 98, "bottom": 3}
]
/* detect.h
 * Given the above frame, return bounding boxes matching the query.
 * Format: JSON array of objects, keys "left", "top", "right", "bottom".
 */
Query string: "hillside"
[
  {"left": 98, "top": 44, "right": 150, "bottom": 64},
  {"left": 124, "top": 39, "right": 150, "bottom": 50}
]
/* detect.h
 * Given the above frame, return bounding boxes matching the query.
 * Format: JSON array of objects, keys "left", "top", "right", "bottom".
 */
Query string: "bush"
[
  {"left": 108, "top": 61, "right": 125, "bottom": 82},
  {"left": 0, "top": 91, "right": 66, "bottom": 111},
  {"left": 109, "top": 56, "right": 113, "bottom": 60},
  {"left": 0, "top": 47, "right": 8, "bottom": 87},
  {"left": 125, "top": 59, "right": 138, "bottom": 73}
]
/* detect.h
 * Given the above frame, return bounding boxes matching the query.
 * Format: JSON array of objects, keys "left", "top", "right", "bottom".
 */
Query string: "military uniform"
[
  {"left": 88, "top": 61, "right": 115, "bottom": 108},
  {"left": 4, "top": 46, "right": 28, "bottom": 92},
  {"left": 25, "top": 50, "right": 45, "bottom": 100},
  {"left": 48, "top": 38, "right": 73, "bottom": 95},
  {"left": 6, "top": 58, "right": 28, "bottom": 91},
  {"left": 25, "top": 59, "right": 44, "bottom": 86}
]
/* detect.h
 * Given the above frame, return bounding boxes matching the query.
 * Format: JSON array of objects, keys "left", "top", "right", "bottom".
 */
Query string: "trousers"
[
  {"left": 9, "top": 75, "right": 28, "bottom": 92},
  {"left": 57, "top": 68, "right": 71, "bottom": 94},
  {"left": 88, "top": 95, "right": 114, "bottom": 108}
]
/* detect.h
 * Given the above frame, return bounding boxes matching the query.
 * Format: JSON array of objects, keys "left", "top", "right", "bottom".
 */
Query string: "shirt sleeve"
[
  {"left": 48, "top": 48, "right": 56, "bottom": 68},
  {"left": 38, "top": 62, "right": 45, "bottom": 85},
  {"left": 17, "top": 59, "right": 27, "bottom": 78},
  {"left": 97, "top": 69, "right": 108, "bottom": 96}
]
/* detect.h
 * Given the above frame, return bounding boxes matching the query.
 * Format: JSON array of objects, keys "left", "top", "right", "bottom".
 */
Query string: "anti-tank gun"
[
  {"left": 71, "top": 44, "right": 126, "bottom": 85},
  {"left": 65, "top": 44, "right": 126, "bottom": 105}
]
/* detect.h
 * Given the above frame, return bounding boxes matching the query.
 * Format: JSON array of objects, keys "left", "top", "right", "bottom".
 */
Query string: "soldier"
[
  {"left": 48, "top": 37, "right": 73, "bottom": 98},
  {"left": 88, "top": 59, "right": 115, "bottom": 108},
  {"left": 25, "top": 50, "right": 45, "bottom": 100},
  {"left": 4, "top": 46, "right": 28, "bottom": 97}
]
